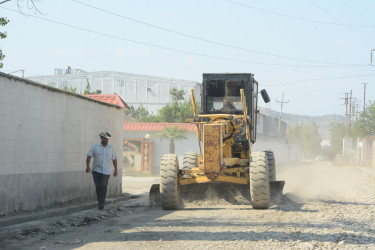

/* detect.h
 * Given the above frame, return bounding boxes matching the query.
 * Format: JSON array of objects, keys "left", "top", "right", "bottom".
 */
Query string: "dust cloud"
[
  {"left": 178, "top": 161, "right": 374, "bottom": 207},
  {"left": 278, "top": 161, "right": 374, "bottom": 203}
]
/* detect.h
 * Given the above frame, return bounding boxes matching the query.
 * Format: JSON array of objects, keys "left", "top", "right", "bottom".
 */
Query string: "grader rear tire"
[
  {"left": 182, "top": 152, "right": 198, "bottom": 170},
  {"left": 250, "top": 152, "right": 270, "bottom": 209},
  {"left": 160, "top": 154, "right": 180, "bottom": 210},
  {"left": 264, "top": 150, "right": 276, "bottom": 181}
]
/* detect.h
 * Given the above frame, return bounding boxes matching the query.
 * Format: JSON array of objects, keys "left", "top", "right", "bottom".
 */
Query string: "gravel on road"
[{"left": 1, "top": 161, "right": 375, "bottom": 250}]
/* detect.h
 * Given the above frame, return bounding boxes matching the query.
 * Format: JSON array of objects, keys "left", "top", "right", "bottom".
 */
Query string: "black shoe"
[{"left": 98, "top": 204, "right": 104, "bottom": 210}]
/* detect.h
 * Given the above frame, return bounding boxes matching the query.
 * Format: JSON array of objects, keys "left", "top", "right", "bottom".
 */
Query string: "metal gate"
[{"left": 123, "top": 139, "right": 153, "bottom": 175}]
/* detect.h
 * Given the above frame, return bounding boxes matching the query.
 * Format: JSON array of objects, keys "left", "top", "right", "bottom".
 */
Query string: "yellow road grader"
[{"left": 150, "top": 73, "right": 285, "bottom": 209}]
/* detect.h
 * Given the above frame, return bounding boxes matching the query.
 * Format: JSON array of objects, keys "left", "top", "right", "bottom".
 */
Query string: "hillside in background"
[{"left": 259, "top": 106, "right": 345, "bottom": 140}]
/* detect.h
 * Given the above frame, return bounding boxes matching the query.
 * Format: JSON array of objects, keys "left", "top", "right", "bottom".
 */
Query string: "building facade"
[{"left": 28, "top": 71, "right": 200, "bottom": 114}]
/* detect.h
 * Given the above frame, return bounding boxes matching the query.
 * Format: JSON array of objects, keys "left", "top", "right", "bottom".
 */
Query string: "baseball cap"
[{"left": 99, "top": 132, "right": 111, "bottom": 139}]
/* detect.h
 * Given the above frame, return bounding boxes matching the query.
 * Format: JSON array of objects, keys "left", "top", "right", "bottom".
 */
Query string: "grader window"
[{"left": 205, "top": 80, "right": 245, "bottom": 114}]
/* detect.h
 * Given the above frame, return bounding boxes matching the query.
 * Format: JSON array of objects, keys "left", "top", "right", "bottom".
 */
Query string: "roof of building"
[
  {"left": 84, "top": 94, "right": 130, "bottom": 109},
  {"left": 124, "top": 122, "right": 196, "bottom": 131}
]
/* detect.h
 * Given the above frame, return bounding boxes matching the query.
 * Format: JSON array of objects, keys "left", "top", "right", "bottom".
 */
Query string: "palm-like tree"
[{"left": 157, "top": 125, "right": 188, "bottom": 154}]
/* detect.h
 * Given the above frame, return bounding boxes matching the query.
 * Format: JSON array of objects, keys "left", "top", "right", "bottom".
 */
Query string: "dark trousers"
[{"left": 92, "top": 171, "right": 110, "bottom": 205}]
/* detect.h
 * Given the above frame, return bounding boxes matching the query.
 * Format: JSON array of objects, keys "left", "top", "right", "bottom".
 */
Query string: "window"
[{"left": 205, "top": 80, "right": 245, "bottom": 114}]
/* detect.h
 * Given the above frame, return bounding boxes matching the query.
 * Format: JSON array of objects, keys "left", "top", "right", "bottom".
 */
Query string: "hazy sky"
[{"left": 1, "top": 0, "right": 374, "bottom": 116}]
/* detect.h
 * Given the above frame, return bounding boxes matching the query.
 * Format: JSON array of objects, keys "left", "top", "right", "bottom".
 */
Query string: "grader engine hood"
[{"left": 203, "top": 124, "right": 223, "bottom": 180}]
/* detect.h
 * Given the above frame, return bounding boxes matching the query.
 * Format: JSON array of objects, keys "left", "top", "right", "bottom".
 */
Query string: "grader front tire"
[
  {"left": 250, "top": 152, "right": 270, "bottom": 209},
  {"left": 264, "top": 150, "right": 276, "bottom": 181},
  {"left": 183, "top": 152, "right": 198, "bottom": 170},
  {"left": 160, "top": 154, "right": 180, "bottom": 210}
]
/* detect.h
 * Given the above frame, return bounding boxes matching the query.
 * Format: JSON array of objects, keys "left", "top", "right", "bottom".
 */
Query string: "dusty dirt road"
[{"left": 1, "top": 161, "right": 375, "bottom": 249}]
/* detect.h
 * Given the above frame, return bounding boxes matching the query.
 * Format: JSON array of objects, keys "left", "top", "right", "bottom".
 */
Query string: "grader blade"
[
  {"left": 149, "top": 181, "right": 285, "bottom": 206},
  {"left": 270, "top": 180, "right": 285, "bottom": 201},
  {"left": 149, "top": 184, "right": 160, "bottom": 206},
  {"left": 149, "top": 184, "right": 203, "bottom": 206}
]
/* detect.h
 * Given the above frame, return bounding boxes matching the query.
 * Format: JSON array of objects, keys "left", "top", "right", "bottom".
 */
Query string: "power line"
[
  {"left": 275, "top": 91, "right": 289, "bottom": 136},
  {"left": 264, "top": 73, "right": 375, "bottom": 86},
  {"left": 72, "top": 0, "right": 367, "bottom": 67},
  {"left": 340, "top": 91, "right": 352, "bottom": 137},
  {"left": 348, "top": 90, "right": 352, "bottom": 137},
  {"left": 339, "top": 0, "right": 375, "bottom": 26},
  {"left": 351, "top": 97, "right": 359, "bottom": 122},
  {"left": 309, "top": 0, "right": 375, "bottom": 42},
  {"left": 224, "top": 0, "right": 375, "bottom": 28},
  {"left": 361, "top": 83, "right": 368, "bottom": 137},
  {"left": 287, "top": 97, "right": 334, "bottom": 102},
  {"left": 8, "top": 69, "right": 25, "bottom": 77},
  {"left": 0, "top": 69, "right": 42, "bottom": 76},
  {"left": 1, "top": 6, "right": 368, "bottom": 69}
]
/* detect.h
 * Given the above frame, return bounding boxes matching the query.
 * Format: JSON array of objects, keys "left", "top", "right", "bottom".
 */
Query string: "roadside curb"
[{"left": 0, "top": 195, "right": 128, "bottom": 228}]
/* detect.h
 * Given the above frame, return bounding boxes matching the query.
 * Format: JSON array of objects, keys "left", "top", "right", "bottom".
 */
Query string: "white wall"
[
  {"left": 0, "top": 73, "right": 124, "bottom": 215},
  {"left": 252, "top": 137, "right": 291, "bottom": 164}
]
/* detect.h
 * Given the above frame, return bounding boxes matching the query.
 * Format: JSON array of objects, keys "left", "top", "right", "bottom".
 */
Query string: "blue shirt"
[{"left": 87, "top": 143, "right": 117, "bottom": 175}]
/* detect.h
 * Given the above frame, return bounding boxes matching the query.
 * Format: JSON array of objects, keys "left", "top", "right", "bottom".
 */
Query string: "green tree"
[
  {"left": 84, "top": 79, "right": 101, "bottom": 94},
  {"left": 124, "top": 87, "right": 198, "bottom": 122},
  {"left": 351, "top": 100, "right": 375, "bottom": 138},
  {"left": 286, "top": 123, "right": 321, "bottom": 159},
  {"left": 285, "top": 124, "right": 298, "bottom": 144},
  {"left": 328, "top": 122, "right": 346, "bottom": 155},
  {"left": 0, "top": 17, "right": 9, "bottom": 68},
  {"left": 326, "top": 100, "right": 374, "bottom": 158},
  {"left": 63, "top": 86, "right": 77, "bottom": 93},
  {"left": 84, "top": 80, "right": 91, "bottom": 94},
  {"left": 1, "top": 0, "right": 42, "bottom": 68},
  {"left": 157, "top": 101, "right": 194, "bottom": 123},
  {"left": 156, "top": 125, "right": 188, "bottom": 153},
  {"left": 169, "top": 88, "right": 185, "bottom": 102},
  {"left": 125, "top": 105, "right": 157, "bottom": 122},
  {"left": 156, "top": 87, "right": 197, "bottom": 123}
]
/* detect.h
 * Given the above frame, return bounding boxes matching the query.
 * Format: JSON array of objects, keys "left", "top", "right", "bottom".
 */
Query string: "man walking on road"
[{"left": 86, "top": 132, "right": 118, "bottom": 209}]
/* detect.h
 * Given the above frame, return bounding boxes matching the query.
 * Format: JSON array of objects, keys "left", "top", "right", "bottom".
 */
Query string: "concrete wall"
[
  {"left": 0, "top": 73, "right": 124, "bottom": 215},
  {"left": 252, "top": 136, "right": 291, "bottom": 164},
  {"left": 259, "top": 114, "right": 287, "bottom": 139}
]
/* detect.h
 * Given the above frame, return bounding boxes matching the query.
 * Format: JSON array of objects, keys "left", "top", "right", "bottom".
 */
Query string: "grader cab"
[{"left": 150, "top": 73, "right": 285, "bottom": 210}]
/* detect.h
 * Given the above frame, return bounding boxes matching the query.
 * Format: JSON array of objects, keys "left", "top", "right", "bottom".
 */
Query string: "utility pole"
[
  {"left": 356, "top": 100, "right": 359, "bottom": 122},
  {"left": 348, "top": 90, "right": 352, "bottom": 137},
  {"left": 344, "top": 93, "right": 350, "bottom": 138},
  {"left": 352, "top": 98, "right": 358, "bottom": 122},
  {"left": 275, "top": 91, "right": 289, "bottom": 137},
  {"left": 297, "top": 119, "right": 301, "bottom": 160},
  {"left": 361, "top": 83, "right": 368, "bottom": 137},
  {"left": 9, "top": 69, "right": 25, "bottom": 78}
]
